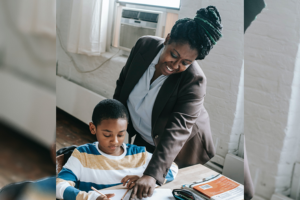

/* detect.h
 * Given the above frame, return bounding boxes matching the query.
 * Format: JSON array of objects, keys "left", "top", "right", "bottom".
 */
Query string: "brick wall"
[
  {"left": 179, "top": 0, "right": 244, "bottom": 163},
  {"left": 244, "top": 0, "right": 300, "bottom": 199}
]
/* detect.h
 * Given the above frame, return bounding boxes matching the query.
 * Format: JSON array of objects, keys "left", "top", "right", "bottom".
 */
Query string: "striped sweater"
[{"left": 56, "top": 142, "right": 178, "bottom": 200}]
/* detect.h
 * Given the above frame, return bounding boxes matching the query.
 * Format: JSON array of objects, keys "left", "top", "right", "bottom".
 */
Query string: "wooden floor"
[
  {"left": 0, "top": 122, "right": 55, "bottom": 188},
  {"left": 0, "top": 108, "right": 101, "bottom": 188},
  {"left": 56, "top": 108, "right": 96, "bottom": 151},
  {"left": 0, "top": 108, "right": 96, "bottom": 189}
]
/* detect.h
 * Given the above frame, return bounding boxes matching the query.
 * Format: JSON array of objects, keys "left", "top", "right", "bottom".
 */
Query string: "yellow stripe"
[
  {"left": 56, "top": 178, "right": 75, "bottom": 187},
  {"left": 76, "top": 191, "right": 90, "bottom": 200},
  {"left": 73, "top": 150, "right": 147, "bottom": 170},
  {"left": 72, "top": 148, "right": 82, "bottom": 160}
]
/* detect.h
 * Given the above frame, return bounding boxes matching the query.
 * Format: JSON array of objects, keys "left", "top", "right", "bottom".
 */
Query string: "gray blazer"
[{"left": 113, "top": 36, "right": 215, "bottom": 185}]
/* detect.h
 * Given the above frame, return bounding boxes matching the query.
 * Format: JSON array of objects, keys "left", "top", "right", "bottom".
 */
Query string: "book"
[{"left": 190, "top": 174, "right": 244, "bottom": 200}]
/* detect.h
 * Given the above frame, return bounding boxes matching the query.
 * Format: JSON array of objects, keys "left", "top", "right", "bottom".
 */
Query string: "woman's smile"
[
  {"left": 164, "top": 64, "right": 175, "bottom": 75},
  {"left": 166, "top": 65, "right": 174, "bottom": 72},
  {"left": 160, "top": 63, "right": 179, "bottom": 76}
]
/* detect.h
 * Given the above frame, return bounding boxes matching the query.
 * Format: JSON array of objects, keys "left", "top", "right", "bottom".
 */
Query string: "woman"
[{"left": 113, "top": 6, "right": 223, "bottom": 199}]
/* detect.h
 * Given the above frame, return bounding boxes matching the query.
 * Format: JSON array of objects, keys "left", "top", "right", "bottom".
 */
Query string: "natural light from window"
[{"left": 118, "top": 0, "right": 180, "bottom": 9}]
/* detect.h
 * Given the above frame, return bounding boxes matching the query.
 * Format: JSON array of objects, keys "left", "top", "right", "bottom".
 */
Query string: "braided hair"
[{"left": 168, "top": 6, "right": 223, "bottom": 60}]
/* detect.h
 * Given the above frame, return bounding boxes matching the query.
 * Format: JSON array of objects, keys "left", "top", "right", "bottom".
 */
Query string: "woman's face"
[{"left": 156, "top": 34, "right": 199, "bottom": 76}]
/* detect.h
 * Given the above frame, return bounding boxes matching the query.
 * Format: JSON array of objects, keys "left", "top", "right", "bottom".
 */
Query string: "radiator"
[
  {"left": 222, "top": 153, "right": 244, "bottom": 184},
  {"left": 56, "top": 76, "right": 105, "bottom": 125}
]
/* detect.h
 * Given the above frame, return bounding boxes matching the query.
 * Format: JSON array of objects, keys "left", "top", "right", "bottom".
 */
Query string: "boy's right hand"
[
  {"left": 96, "top": 193, "right": 115, "bottom": 200},
  {"left": 121, "top": 175, "right": 140, "bottom": 189}
]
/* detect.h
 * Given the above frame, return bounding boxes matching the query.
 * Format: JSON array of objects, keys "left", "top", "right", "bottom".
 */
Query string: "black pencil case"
[{"left": 172, "top": 189, "right": 197, "bottom": 200}]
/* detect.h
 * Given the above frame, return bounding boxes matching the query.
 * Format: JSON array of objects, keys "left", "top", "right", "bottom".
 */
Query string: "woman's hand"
[
  {"left": 121, "top": 175, "right": 140, "bottom": 189},
  {"left": 96, "top": 193, "right": 115, "bottom": 200},
  {"left": 129, "top": 175, "right": 156, "bottom": 199}
]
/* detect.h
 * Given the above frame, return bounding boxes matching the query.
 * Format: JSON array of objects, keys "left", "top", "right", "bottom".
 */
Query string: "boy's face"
[{"left": 89, "top": 118, "right": 127, "bottom": 156}]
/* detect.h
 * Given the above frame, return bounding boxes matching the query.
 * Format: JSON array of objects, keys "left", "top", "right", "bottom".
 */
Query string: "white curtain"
[
  {"left": 67, "top": 0, "right": 109, "bottom": 56},
  {"left": 18, "top": 0, "right": 56, "bottom": 38}
]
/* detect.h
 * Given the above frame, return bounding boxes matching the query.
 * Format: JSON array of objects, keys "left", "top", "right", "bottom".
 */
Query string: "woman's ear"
[
  {"left": 164, "top": 33, "right": 171, "bottom": 45},
  {"left": 89, "top": 122, "right": 96, "bottom": 135}
]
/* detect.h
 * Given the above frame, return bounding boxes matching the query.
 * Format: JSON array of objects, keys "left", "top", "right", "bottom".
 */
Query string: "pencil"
[
  {"left": 121, "top": 188, "right": 130, "bottom": 200},
  {"left": 91, "top": 186, "right": 107, "bottom": 198}
]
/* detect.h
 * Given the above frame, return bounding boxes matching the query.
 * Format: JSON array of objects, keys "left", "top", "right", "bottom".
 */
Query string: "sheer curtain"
[
  {"left": 18, "top": 0, "right": 56, "bottom": 38},
  {"left": 67, "top": 0, "right": 109, "bottom": 56}
]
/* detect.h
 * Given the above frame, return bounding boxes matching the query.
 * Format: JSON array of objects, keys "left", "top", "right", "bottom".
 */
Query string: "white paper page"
[
  {"left": 211, "top": 185, "right": 244, "bottom": 200},
  {"left": 101, "top": 189, "right": 175, "bottom": 200}
]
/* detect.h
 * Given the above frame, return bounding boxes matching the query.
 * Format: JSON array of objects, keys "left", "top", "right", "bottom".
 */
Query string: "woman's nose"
[{"left": 172, "top": 60, "right": 180, "bottom": 69}]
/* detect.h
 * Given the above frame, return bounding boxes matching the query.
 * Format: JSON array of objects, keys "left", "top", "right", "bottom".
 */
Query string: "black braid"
[{"left": 168, "top": 6, "right": 223, "bottom": 60}]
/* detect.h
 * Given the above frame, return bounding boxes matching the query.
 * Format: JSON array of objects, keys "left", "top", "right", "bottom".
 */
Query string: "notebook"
[{"left": 101, "top": 188, "right": 175, "bottom": 200}]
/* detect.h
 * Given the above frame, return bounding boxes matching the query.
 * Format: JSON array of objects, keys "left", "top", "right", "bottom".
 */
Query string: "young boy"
[{"left": 56, "top": 99, "right": 178, "bottom": 200}]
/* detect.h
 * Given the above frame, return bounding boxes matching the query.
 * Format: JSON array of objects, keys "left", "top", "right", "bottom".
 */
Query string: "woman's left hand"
[{"left": 129, "top": 175, "right": 156, "bottom": 199}]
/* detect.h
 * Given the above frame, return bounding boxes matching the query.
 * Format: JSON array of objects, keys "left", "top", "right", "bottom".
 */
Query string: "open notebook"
[{"left": 101, "top": 189, "right": 175, "bottom": 200}]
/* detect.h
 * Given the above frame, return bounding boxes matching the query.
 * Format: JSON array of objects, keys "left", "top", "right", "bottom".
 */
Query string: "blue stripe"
[
  {"left": 33, "top": 176, "right": 56, "bottom": 192},
  {"left": 63, "top": 186, "right": 80, "bottom": 200},
  {"left": 78, "top": 182, "right": 122, "bottom": 192},
  {"left": 58, "top": 168, "right": 78, "bottom": 182},
  {"left": 165, "top": 168, "right": 174, "bottom": 183},
  {"left": 126, "top": 144, "right": 146, "bottom": 156},
  {"left": 76, "top": 143, "right": 101, "bottom": 155}
]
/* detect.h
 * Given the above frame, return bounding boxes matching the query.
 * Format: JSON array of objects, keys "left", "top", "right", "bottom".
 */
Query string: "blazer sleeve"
[
  {"left": 113, "top": 39, "right": 141, "bottom": 101},
  {"left": 143, "top": 71, "right": 206, "bottom": 185}
]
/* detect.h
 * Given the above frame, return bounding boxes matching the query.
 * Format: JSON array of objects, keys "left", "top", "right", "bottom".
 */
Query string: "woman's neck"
[{"left": 151, "top": 64, "right": 162, "bottom": 84}]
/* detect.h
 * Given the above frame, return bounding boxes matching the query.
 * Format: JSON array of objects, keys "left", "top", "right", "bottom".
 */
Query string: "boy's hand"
[
  {"left": 96, "top": 193, "right": 115, "bottom": 200},
  {"left": 129, "top": 175, "right": 156, "bottom": 199},
  {"left": 121, "top": 175, "right": 140, "bottom": 189}
]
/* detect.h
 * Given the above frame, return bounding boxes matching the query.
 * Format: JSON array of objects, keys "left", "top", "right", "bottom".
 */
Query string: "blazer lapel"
[
  {"left": 119, "top": 52, "right": 147, "bottom": 105},
  {"left": 119, "top": 42, "right": 164, "bottom": 105}
]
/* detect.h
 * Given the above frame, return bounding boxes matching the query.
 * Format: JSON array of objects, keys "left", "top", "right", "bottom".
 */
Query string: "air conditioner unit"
[{"left": 113, "top": 7, "right": 163, "bottom": 51}]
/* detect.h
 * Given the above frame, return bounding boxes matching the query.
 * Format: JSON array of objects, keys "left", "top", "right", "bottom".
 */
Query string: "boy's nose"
[{"left": 111, "top": 136, "right": 118, "bottom": 144}]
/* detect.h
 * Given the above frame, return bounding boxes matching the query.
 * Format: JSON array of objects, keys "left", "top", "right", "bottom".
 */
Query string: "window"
[{"left": 117, "top": 0, "right": 180, "bottom": 10}]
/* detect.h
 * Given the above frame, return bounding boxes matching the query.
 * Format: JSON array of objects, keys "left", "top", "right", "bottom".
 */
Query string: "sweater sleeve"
[{"left": 56, "top": 149, "right": 101, "bottom": 200}]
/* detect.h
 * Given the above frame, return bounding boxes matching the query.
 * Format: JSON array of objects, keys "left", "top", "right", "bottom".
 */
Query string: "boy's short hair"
[{"left": 92, "top": 99, "right": 129, "bottom": 126}]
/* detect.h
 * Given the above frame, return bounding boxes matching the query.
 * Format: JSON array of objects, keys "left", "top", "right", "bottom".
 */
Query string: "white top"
[
  {"left": 95, "top": 142, "right": 127, "bottom": 160},
  {"left": 127, "top": 46, "right": 168, "bottom": 145}
]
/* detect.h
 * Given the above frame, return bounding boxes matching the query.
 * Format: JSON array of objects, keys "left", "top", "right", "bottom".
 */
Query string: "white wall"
[
  {"left": 244, "top": 0, "right": 300, "bottom": 199},
  {"left": 56, "top": 0, "right": 244, "bottom": 165}
]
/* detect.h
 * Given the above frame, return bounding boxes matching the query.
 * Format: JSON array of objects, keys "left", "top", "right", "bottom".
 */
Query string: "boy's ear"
[{"left": 89, "top": 122, "right": 96, "bottom": 135}]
